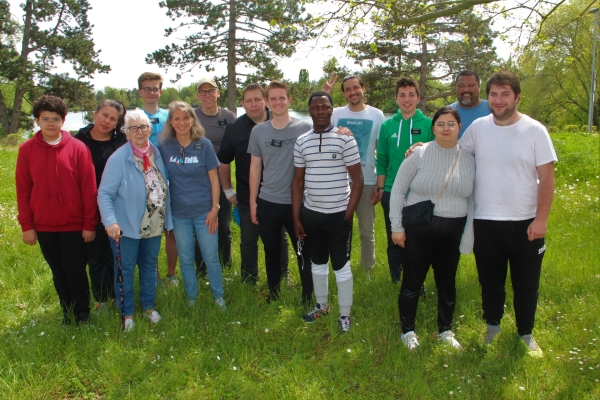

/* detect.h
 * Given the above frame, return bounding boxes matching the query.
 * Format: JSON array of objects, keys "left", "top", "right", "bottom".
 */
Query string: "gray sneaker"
[
  {"left": 520, "top": 334, "right": 543, "bottom": 358},
  {"left": 484, "top": 324, "right": 501, "bottom": 344},
  {"left": 215, "top": 298, "right": 227, "bottom": 311}
]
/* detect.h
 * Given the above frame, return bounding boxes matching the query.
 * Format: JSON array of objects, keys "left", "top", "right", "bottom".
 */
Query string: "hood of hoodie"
[
  {"left": 33, "top": 130, "right": 73, "bottom": 204},
  {"left": 33, "top": 129, "right": 72, "bottom": 149},
  {"left": 392, "top": 108, "right": 427, "bottom": 123}
]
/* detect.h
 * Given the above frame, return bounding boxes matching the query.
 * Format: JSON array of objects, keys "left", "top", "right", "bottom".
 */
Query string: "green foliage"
[
  {"left": 147, "top": 0, "right": 315, "bottom": 112},
  {"left": 0, "top": 133, "right": 598, "bottom": 397},
  {"left": 518, "top": 0, "right": 599, "bottom": 126},
  {"left": 0, "top": 0, "right": 109, "bottom": 136}
]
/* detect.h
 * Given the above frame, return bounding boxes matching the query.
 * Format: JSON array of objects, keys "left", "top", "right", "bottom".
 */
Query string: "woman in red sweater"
[{"left": 16, "top": 95, "right": 98, "bottom": 325}]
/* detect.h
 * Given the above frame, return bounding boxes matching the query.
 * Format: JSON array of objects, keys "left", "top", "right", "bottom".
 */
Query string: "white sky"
[{"left": 7, "top": 0, "right": 514, "bottom": 91}]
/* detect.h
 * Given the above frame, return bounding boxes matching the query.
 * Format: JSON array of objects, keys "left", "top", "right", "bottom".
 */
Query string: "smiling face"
[
  {"left": 35, "top": 111, "right": 65, "bottom": 142},
  {"left": 433, "top": 113, "right": 461, "bottom": 148},
  {"left": 170, "top": 109, "right": 194, "bottom": 138},
  {"left": 396, "top": 86, "right": 420, "bottom": 117},
  {"left": 308, "top": 95, "right": 333, "bottom": 128},
  {"left": 126, "top": 117, "right": 152, "bottom": 148},
  {"left": 137, "top": 79, "right": 162, "bottom": 106},
  {"left": 266, "top": 88, "right": 291, "bottom": 117},
  {"left": 196, "top": 83, "right": 220, "bottom": 109},
  {"left": 242, "top": 89, "right": 267, "bottom": 122},
  {"left": 488, "top": 84, "right": 520, "bottom": 122},
  {"left": 93, "top": 106, "right": 120, "bottom": 135},
  {"left": 342, "top": 78, "right": 366, "bottom": 106},
  {"left": 456, "top": 74, "right": 481, "bottom": 107}
]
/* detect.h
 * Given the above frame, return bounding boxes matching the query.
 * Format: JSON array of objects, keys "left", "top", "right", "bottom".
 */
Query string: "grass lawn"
[{"left": 0, "top": 132, "right": 598, "bottom": 399}]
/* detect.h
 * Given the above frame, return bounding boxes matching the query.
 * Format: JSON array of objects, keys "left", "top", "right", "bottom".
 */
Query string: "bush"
[{"left": 0, "top": 133, "right": 23, "bottom": 147}]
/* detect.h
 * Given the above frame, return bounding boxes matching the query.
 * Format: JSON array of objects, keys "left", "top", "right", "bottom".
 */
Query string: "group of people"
[{"left": 15, "top": 69, "right": 556, "bottom": 356}]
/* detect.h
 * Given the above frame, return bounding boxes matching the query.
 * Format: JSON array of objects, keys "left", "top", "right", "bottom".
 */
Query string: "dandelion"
[
  {"left": 39, "top": 332, "right": 44, "bottom": 336},
  {"left": 265, "top": 328, "right": 269, "bottom": 333},
  {"left": 233, "top": 366, "right": 237, "bottom": 371},
  {"left": 347, "top": 349, "right": 352, "bottom": 353},
  {"left": 449, "top": 391, "right": 453, "bottom": 395}
]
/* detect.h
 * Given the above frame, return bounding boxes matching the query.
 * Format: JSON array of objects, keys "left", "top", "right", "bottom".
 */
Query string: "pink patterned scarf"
[{"left": 130, "top": 141, "right": 152, "bottom": 171}]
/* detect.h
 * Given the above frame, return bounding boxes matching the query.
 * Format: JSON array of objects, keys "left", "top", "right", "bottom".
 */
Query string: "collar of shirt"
[{"left": 312, "top": 124, "right": 334, "bottom": 134}]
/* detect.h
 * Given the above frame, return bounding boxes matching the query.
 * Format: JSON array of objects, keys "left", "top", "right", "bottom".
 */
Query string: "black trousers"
[
  {"left": 301, "top": 207, "right": 352, "bottom": 271},
  {"left": 399, "top": 216, "right": 466, "bottom": 334},
  {"left": 196, "top": 188, "right": 232, "bottom": 272},
  {"left": 237, "top": 202, "right": 288, "bottom": 283},
  {"left": 474, "top": 218, "right": 544, "bottom": 336},
  {"left": 37, "top": 231, "right": 91, "bottom": 321},
  {"left": 381, "top": 191, "right": 403, "bottom": 282},
  {"left": 257, "top": 198, "right": 312, "bottom": 300},
  {"left": 86, "top": 221, "right": 115, "bottom": 303}
]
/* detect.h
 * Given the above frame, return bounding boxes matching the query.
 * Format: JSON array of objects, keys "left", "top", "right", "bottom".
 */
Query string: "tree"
[
  {"left": 0, "top": 0, "right": 109, "bottom": 136},
  {"left": 518, "top": 0, "right": 599, "bottom": 127},
  {"left": 147, "top": 0, "right": 315, "bottom": 115}
]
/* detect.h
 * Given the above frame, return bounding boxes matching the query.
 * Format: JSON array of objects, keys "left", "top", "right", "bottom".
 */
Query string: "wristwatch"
[
  {"left": 212, "top": 204, "right": 221, "bottom": 210},
  {"left": 377, "top": 186, "right": 384, "bottom": 193}
]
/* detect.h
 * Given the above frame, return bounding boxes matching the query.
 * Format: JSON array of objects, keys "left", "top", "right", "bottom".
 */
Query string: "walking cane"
[{"left": 115, "top": 236, "right": 125, "bottom": 331}]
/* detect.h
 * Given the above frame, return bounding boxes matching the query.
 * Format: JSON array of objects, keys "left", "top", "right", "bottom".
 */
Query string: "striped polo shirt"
[{"left": 294, "top": 126, "right": 360, "bottom": 213}]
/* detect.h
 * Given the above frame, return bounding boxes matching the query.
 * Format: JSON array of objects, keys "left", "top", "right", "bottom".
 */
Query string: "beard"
[
  {"left": 458, "top": 92, "right": 473, "bottom": 106},
  {"left": 490, "top": 102, "right": 517, "bottom": 121}
]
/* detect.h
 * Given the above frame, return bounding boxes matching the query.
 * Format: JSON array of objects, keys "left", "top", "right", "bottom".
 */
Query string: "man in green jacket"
[{"left": 374, "top": 77, "right": 434, "bottom": 283}]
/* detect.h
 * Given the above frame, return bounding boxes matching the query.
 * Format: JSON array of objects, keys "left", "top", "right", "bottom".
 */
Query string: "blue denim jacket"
[{"left": 98, "top": 142, "right": 174, "bottom": 239}]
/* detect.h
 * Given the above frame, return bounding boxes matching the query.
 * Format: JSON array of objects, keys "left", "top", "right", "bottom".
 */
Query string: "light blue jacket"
[{"left": 98, "top": 142, "right": 173, "bottom": 239}]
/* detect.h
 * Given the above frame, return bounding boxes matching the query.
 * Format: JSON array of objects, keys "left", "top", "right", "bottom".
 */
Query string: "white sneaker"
[
  {"left": 520, "top": 334, "right": 543, "bottom": 358},
  {"left": 145, "top": 310, "right": 162, "bottom": 324},
  {"left": 215, "top": 298, "right": 227, "bottom": 311},
  {"left": 124, "top": 319, "right": 135, "bottom": 332},
  {"left": 439, "top": 330, "right": 462, "bottom": 349},
  {"left": 401, "top": 331, "right": 420, "bottom": 350}
]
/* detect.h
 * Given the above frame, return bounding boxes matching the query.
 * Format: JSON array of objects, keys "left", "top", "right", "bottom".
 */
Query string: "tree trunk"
[
  {"left": 0, "top": 90, "right": 10, "bottom": 137},
  {"left": 226, "top": 0, "right": 237, "bottom": 115},
  {"left": 419, "top": 35, "right": 427, "bottom": 113},
  {"left": 6, "top": 0, "right": 34, "bottom": 135}
]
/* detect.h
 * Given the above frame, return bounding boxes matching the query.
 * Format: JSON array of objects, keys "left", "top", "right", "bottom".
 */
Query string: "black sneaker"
[
  {"left": 338, "top": 316, "right": 352, "bottom": 333},
  {"left": 302, "top": 303, "right": 329, "bottom": 323}
]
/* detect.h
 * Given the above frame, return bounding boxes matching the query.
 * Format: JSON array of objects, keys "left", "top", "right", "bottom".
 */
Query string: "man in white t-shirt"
[
  {"left": 322, "top": 74, "right": 384, "bottom": 271},
  {"left": 459, "top": 71, "right": 557, "bottom": 357}
]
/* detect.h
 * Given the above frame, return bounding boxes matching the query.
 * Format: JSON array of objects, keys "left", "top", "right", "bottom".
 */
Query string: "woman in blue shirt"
[{"left": 158, "top": 101, "right": 226, "bottom": 309}]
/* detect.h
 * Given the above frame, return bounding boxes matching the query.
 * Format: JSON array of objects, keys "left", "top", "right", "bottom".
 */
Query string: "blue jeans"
[
  {"left": 110, "top": 235, "right": 161, "bottom": 317},
  {"left": 173, "top": 214, "right": 224, "bottom": 300}
]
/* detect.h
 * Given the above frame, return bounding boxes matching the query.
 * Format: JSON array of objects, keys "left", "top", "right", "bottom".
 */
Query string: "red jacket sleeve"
[
  {"left": 15, "top": 144, "right": 35, "bottom": 232},
  {"left": 79, "top": 145, "right": 99, "bottom": 231}
]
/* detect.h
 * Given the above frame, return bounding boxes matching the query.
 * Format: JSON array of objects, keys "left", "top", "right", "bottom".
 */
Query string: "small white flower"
[
  {"left": 265, "top": 329, "right": 269, "bottom": 333},
  {"left": 449, "top": 391, "right": 453, "bottom": 395},
  {"left": 72, "top": 336, "right": 75, "bottom": 340},
  {"left": 217, "top": 356, "right": 220, "bottom": 360},
  {"left": 347, "top": 349, "right": 352, "bottom": 353},
  {"left": 39, "top": 332, "right": 44, "bottom": 336},
  {"left": 233, "top": 366, "right": 237, "bottom": 371},
  {"left": 444, "top": 365, "right": 448, "bottom": 368},
  {"left": 519, "top": 387, "right": 525, "bottom": 391}
]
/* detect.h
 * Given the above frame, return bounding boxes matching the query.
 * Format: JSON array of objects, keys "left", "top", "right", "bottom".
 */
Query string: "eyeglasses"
[
  {"left": 141, "top": 87, "right": 161, "bottom": 94},
  {"left": 127, "top": 125, "right": 150, "bottom": 133},
  {"left": 178, "top": 145, "right": 185, "bottom": 164},
  {"left": 197, "top": 88, "right": 217, "bottom": 96},
  {"left": 435, "top": 121, "right": 458, "bottom": 128}
]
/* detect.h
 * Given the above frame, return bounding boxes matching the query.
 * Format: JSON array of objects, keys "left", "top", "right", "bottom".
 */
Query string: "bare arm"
[
  {"left": 527, "top": 162, "right": 555, "bottom": 241},
  {"left": 206, "top": 168, "right": 220, "bottom": 234},
  {"left": 249, "top": 155, "right": 263, "bottom": 225},
  {"left": 321, "top": 73, "right": 338, "bottom": 95},
  {"left": 218, "top": 163, "right": 237, "bottom": 205},
  {"left": 346, "top": 163, "right": 364, "bottom": 221},
  {"left": 291, "top": 166, "right": 306, "bottom": 240}
]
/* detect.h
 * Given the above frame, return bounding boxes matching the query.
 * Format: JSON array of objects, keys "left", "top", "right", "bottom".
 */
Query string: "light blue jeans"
[
  {"left": 110, "top": 235, "right": 161, "bottom": 317},
  {"left": 173, "top": 214, "right": 224, "bottom": 300}
]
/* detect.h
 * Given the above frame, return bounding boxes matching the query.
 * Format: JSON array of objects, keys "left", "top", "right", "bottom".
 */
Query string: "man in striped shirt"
[{"left": 292, "top": 91, "right": 364, "bottom": 333}]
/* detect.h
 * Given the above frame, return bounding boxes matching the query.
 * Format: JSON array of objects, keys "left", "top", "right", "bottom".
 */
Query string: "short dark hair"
[
  {"left": 395, "top": 77, "right": 419, "bottom": 97},
  {"left": 95, "top": 100, "right": 127, "bottom": 133},
  {"left": 33, "top": 95, "right": 67, "bottom": 119},
  {"left": 242, "top": 83, "right": 267, "bottom": 101},
  {"left": 266, "top": 80, "right": 290, "bottom": 98},
  {"left": 455, "top": 70, "right": 480, "bottom": 85},
  {"left": 341, "top": 74, "right": 365, "bottom": 91},
  {"left": 486, "top": 71, "right": 521, "bottom": 96},
  {"left": 307, "top": 91, "right": 333, "bottom": 107},
  {"left": 432, "top": 106, "right": 461, "bottom": 127},
  {"left": 138, "top": 72, "right": 163, "bottom": 89}
]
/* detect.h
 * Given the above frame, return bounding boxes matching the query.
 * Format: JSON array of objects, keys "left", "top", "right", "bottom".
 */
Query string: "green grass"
[{"left": 0, "top": 132, "right": 598, "bottom": 399}]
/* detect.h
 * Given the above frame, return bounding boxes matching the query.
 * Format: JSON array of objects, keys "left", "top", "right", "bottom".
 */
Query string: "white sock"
[
  {"left": 334, "top": 261, "right": 353, "bottom": 316},
  {"left": 311, "top": 261, "right": 329, "bottom": 306}
]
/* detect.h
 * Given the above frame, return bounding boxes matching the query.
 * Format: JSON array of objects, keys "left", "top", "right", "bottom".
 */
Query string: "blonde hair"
[{"left": 160, "top": 101, "right": 205, "bottom": 143}]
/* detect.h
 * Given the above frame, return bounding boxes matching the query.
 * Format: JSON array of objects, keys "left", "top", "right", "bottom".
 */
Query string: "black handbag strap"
[{"left": 433, "top": 148, "right": 461, "bottom": 205}]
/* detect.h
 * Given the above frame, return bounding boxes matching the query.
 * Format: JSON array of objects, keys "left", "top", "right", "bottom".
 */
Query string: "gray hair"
[{"left": 123, "top": 109, "right": 152, "bottom": 133}]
